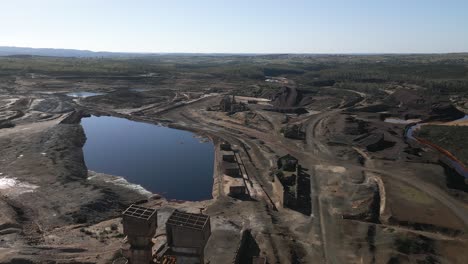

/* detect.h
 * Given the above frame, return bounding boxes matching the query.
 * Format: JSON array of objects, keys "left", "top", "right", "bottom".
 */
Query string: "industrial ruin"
[
  {"left": 272, "top": 154, "right": 312, "bottom": 214},
  {"left": 121, "top": 205, "right": 211, "bottom": 264},
  {"left": 3, "top": 50, "right": 468, "bottom": 263},
  {"left": 122, "top": 204, "right": 158, "bottom": 263},
  {"left": 207, "top": 95, "right": 248, "bottom": 114},
  {"left": 233, "top": 230, "right": 266, "bottom": 264},
  {"left": 220, "top": 142, "right": 248, "bottom": 198},
  {"left": 280, "top": 124, "right": 306, "bottom": 140},
  {"left": 165, "top": 210, "right": 211, "bottom": 263}
]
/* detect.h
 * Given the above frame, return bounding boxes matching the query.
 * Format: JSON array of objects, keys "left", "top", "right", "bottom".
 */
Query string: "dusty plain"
[{"left": 0, "top": 54, "right": 467, "bottom": 263}]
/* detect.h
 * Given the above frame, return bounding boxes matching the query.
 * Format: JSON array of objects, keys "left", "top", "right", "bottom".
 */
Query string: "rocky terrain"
[{"left": 0, "top": 54, "right": 467, "bottom": 263}]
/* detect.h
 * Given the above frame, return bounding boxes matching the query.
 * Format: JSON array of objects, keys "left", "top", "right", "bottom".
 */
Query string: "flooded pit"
[{"left": 81, "top": 116, "right": 214, "bottom": 200}]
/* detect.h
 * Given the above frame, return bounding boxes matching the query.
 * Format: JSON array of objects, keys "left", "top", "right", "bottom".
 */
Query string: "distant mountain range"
[
  {"left": 2, "top": 46, "right": 465, "bottom": 58},
  {"left": 0, "top": 46, "right": 153, "bottom": 58},
  {"left": 0, "top": 46, "right": 271, "bottom": 57}
]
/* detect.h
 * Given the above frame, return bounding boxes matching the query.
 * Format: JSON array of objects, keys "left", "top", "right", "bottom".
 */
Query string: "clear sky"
[{"left": 1, "top": 0, "right": 467, "bottom": 53}]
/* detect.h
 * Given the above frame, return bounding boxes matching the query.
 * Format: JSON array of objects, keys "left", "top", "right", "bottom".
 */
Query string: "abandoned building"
[
  {"left": 281, "top": 124, "right": 306, "bottom": 140},
  {"left": 221, "top": 143, "right": 240, "bottom": 178},
  {"left": 223, "top": 161, "right": 241, "bottom": 177},
  {"left": 165, "top": 210, "right": 212, "bottom": 264},
  {"left": 219, "top": 95, "right": 248, "bottom": 114},
  {"left": 222, "top": 150, "right": 236, "bottom": 162},
  {"left": 220, "top": 141, "right": 232, "bottom": 151},
  {"left": 122, "top": 204, "right": 158, "bottom": 264},
  {"left": 229, "top": 178, "right": 247, "bottom": 197},
  {"left": 272, "top": 156, "right": 311, "bottom": 215},
  {"left": 277, "top": 154, "right": 299, "bottom": 172},
  {"left": 220, "top": 95, "right": 233, "bottom": 112},
  {"left": 233, "top": 229, "right": 264, "bottom": 264}
]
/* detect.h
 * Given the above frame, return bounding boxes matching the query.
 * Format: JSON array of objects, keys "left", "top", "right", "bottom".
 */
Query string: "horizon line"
[{"left": 1, "top": 45, "right": 468, "bottom": 56}]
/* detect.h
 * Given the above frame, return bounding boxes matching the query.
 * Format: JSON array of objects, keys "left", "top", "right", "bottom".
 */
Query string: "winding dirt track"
[
  {"left": 149, "top": 93, "right": 467, "bottom": 263},
  {"left": 160, "top": 95, "right": 348, "bottom": 263}
]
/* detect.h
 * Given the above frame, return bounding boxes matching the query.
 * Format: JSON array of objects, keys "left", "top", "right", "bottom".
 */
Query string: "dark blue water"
[{"left": 81, "top": 116, "right": 214, "bottom": 200}]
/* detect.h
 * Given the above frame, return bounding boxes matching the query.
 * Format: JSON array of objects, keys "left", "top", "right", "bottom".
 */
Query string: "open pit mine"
[{"left": 0, "top": 54, "right": 467, "bottom": 264}]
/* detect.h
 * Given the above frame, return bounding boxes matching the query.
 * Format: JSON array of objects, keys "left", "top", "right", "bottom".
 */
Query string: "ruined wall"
[
  {"left": 233, "top": 230, "right": 249, "bottom": 264},
  {"left": 272, "top": 175, "right": 285, "bottom": 208},
  {"left": 167, "top": 225, "right": 207, "bottom": 250},
  {"left": 233, "top": 229, "right": 261, "bottom": 264}
]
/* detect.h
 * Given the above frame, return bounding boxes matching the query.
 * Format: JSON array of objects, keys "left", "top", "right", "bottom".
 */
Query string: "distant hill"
[
  {"left": 0, "top": 46, "right": 153, "bottom": 58},
  {"left": 0, "top": 46, "right": 291, "bottom": 58},
  {"left": 3, "top": 46, "right": 465, "bottom": 58}
]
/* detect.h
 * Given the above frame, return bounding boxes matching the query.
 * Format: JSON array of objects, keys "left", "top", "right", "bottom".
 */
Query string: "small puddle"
[
  {"left": 67, "top": 92, "right": 104, "bottom": 98},
  {"left": 130, "top": 88, "right": 150, "bottom": 92},
  {"left": 81, "top": 116, "right": 214, "bottom": 200},
  {"left": 384, "top": 118, "right": 421, "bottom": 124}
]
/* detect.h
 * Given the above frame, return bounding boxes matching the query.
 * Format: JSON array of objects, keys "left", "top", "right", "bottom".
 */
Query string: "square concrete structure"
[
  {"left": 229, "top": 185, "right": 247, "bottom": 197},
  {"left": 222, "top": 150, "right": 236, "bottom": 162},
  {"left": 228, "top": 177, "right": 247, "bottom": 197},
  {"left": 220, "top": 141, "right": 232, "bottom": 151},
  {"left": 166, "top": 210, "right": 211, "bottom": 263},
  {"left": 223, "top": 161, "right": 241, "bottom": 177},
  {"left": 123, "top": 246, "right": 153, "bottom": 264},
  {"left": 277, "top": 154, "right": 298, "bottom": 172},
  {"left": 123, "top": 204, "right": 157, "bottom": 238},
  {"left": 122, "top": 204, "right": 157, "bottom": 264}
]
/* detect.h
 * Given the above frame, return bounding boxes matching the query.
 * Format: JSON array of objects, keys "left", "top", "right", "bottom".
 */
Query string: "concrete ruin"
[
  {"left": 221, "top": 143, "right": 241, "bottom": 177},
  {"left": 219, "top": 95, "right": 248, "bottom": 114},
  {"left": 222, "top": 150, "right": 236, "bottom": 162},
  {"left": 233, "top": 229, "right": 263, "bottom": 264},
  {"left": 280, "top": 124, "right": 305, "bottom": 140},
  {"left": 223, "top": 161, "right": 241, "bottom": 177},
  {"left": 165, "top": 210, "right": 211, "bottom": 264},
  {"left": 219, "top": 142, "right": 249, "bottom": 198},
  {"left": 229, "top": 178, "right": 247, "bottom": 197},
  {"left": 277, "top": 154, "right": 299, "bottom": 172},
  {"left": 122, "top": 204, "right": 158, "bottom": 264},
  {"left": 272, "top": 155, "right": 311, "bottom": 214},
  {"left": 220, "top": 141, "right": 232, "bottom": 151}
]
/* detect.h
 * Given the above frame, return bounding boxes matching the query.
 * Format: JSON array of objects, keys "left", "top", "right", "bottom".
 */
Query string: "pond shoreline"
[{"left": 81, "top": 115, "right": 215, "bottom": 201}]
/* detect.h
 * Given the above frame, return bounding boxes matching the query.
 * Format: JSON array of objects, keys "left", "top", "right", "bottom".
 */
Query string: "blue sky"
[{"left": 0, "top": 0, "right": 467, "bottom": 53}]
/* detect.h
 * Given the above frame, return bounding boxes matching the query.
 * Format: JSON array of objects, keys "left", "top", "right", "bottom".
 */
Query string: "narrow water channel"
[
  {"left": 81, "top": 116, "right": 214, "bottom": 200},
  {"left": 405, "top": 116, "right": 468, "bottom": 179}
]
